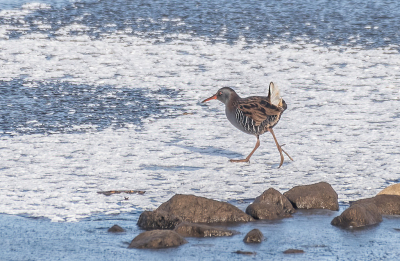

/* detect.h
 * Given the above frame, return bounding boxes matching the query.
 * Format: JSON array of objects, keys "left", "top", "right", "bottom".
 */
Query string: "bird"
[{"left": 202, "top": 82, "right": 293, "bottom": 168}]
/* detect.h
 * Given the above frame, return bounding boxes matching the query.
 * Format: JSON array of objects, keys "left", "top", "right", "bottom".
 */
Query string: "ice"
[
  {"left": 0, "top": 2, "right": 51, "bottom": 18},
  {"left": 0, "top": 18, "right": 400, "bottom": 221}
]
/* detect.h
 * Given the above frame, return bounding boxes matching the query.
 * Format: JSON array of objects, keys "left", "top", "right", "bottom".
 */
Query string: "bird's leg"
[
  {"left": 230, "top": 135, "right": 260, "bottom": 163},
  {"left": 268, "top": 128, "right": 293, "bottom": 168},
  {"left": 280, "top": 144, "right": 294, "bottom": 161}
]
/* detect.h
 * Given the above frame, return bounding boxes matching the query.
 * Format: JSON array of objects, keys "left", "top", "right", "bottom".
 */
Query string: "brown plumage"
[{"left": 202, "top": 82, "right": 293, "bottom": 168}]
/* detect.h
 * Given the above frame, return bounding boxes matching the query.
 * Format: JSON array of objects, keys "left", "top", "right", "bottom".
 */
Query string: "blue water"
[
  {"left": 1, "top": 206, "right": 400, "bottom": 260},
  {"left": 1, "top": 0, "right": 400, "bottom": 260}
]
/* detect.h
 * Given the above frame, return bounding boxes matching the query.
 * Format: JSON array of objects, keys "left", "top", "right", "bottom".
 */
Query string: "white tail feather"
[{"left": 268, "top": 82, "right": 282, "bottom": 107}]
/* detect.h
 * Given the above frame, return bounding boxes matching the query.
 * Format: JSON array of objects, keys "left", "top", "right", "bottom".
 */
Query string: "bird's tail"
[{"left": 268, "top": 82, "right": 283, "bottom": 107}]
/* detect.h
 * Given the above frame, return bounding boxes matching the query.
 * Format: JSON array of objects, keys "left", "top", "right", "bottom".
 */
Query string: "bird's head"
[{"left": 202, "top": 87, "right": 237, "bottom": 105}]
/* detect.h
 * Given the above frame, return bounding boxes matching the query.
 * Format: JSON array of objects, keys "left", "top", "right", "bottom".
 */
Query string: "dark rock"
[
  {"left": 233, "top": 250, "right": 256, "bottom": 256},
  {"left": 246, "top": 188, "right": 295, "bottom": 219},
  {"left": 107, "top": 224, "right": 125, "bottom": 233},
  {"left": 283, "top": 182, "right": 339, "bottom": 211},
  {"left": 174, "top": 222, "right": 235, "bottom": 237},
  {"left": 137, "top": 210, "right": 182, "bottom": 230},
  {"left": 246, "top": 203, "right": 285, "bottom": 220},
  {"left": 138, "top": 194, "right": 253, "bottom": 229},
  {"left": 157, "top": 194, "right": 253, "bottom": 223},
  {"left": 351, "top": 195, "right": 400, "bottom": 215},
  {"left": 128, "top": 230, "right": 187, "bottom": 249},
  {"left": 243, "top": 229, "right": 263, "bottom": 243},
  {"left": 331, "top": 202, "right": 382, "bottom": 228},
  {"left": 283, "top": 249, "right": 304, "bottom": 254}
]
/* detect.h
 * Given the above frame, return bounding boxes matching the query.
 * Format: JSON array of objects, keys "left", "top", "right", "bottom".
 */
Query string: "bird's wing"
[
  {"left": 267, "top": 82, "right": 283, "bottom": 107},
  {"left": 236, "top": 97, "right": 282, "bottom": 126}
]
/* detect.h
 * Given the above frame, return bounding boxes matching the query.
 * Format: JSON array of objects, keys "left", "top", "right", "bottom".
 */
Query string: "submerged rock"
[
  {"left": 283, "top": 249, "right": 305, "bottom": 254},
  {"left": 243, "top": 229, "right": 264, "bottom": 243},
  {"left": 377, "top": 183, "right": 400, "bottom": 196},
  {"left": 137, "top": 194, "right": 253, "bottom": 229},
  {"left": 128, "top": 230, "right": 187, "bottom": 249},
  {"left": 246, "top": 188, "right": 295, "bottom": 220},
  {"left": 233, "top": 250, "right": 256, "bottom": 256},
  {"left": 283, "top": 182, "right": 339, "bottom": 211},
  {"left": 107, "top": 224, "right": 125, "bottom": 233},
  {"left": 331, "top": 202, "right": 382, "bottom": 228},
  {"left": 174, "top": 222, "right": 235, "bottom": 237}
]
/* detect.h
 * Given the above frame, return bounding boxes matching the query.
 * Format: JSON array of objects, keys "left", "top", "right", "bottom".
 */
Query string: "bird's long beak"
[{"left": 202, "top": 94, "right": 218, "bottom": 103}]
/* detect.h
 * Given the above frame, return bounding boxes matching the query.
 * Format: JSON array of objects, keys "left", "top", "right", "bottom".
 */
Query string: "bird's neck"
[{"left": 227, "top": 91, "right": 240, "bottom": 106}]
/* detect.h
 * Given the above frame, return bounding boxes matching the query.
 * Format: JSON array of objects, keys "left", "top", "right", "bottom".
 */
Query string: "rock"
[
  {"left": 137, "top": 210, "right": 182, "bottom": 229},
  {"left": 331, "top": 202, "right": 382, "bottom": 228},
  {"left": 243, "top": 229, "right": 263, "bottom": 243},
  {"left": 233, "top": 250, "right": 256, "bottom": 256},
  {"left": 157, "top": 194, "right": 253, "bottom": 223},
  {"left": 351, "top": 195, "right": 400, "bottom": 215},
  {"left": 283, "top": 249, "right": 304, "bottom": 254},
  {"left": 246, "top": 188, "right": 295, "bottom": 219},
  {"left": 107, "top": 224, "right": 125, "bottom": 233},
  {"left": 378, "top": 183, "right": 400, "bottom": 196},
  {"left": 174, "top": 222, "right": 235, "bottom": 237},
  {"left": 283, "top": 182, "right": 339, "bottom": 211},
  {"left": 138, "top": 194, "right": 253, "bottom": 229},
  {"left": 128, "top": 230, "right": 187, "bottom": 249}
]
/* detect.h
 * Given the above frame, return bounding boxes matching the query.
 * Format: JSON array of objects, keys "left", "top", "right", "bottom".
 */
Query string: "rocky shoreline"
[{"left": 108, "top": 182, "right": 400, "bottom": 254}]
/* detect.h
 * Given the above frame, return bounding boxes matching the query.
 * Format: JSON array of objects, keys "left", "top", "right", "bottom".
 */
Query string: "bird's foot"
[{"left": 229, "top": 159, "right": 250, "bottom": 163}]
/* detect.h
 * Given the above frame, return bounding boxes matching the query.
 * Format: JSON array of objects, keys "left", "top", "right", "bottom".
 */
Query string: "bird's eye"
[{"left": 218, "top": 91, "right": 222, "bottom": 95}]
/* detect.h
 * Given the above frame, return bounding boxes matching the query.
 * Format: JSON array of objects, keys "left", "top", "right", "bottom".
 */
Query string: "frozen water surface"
[
  {"left": 0, "top": 0, "right": 400, "bottom": 259},
  {"left": 1, "top": 18, "right": 399, "bottom": 222}
]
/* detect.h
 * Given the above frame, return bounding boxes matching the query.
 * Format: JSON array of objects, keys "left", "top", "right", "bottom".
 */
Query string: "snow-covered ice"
[{"left": 0, "top": 2, "right": 400, "bottom": 222}]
